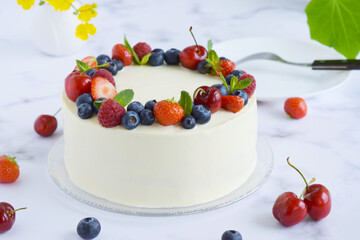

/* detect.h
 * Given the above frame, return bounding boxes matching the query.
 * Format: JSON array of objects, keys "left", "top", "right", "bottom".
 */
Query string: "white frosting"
[{"left": 63, "top": 65, "right": 257, "bottom": 207}]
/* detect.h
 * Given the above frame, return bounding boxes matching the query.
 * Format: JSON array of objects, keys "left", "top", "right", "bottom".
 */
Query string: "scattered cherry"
[
  {"left": 193, "top": 86, "right": 222, "bottom": 113},
  {"left": 34, "top": 108, "right": 61, "bottom": 137},
  {"left": 0, "top": 202, "right": 26, "bottom": 233},
  {"left": 304, "top": 184, "right": 331, "bottom": 220}
]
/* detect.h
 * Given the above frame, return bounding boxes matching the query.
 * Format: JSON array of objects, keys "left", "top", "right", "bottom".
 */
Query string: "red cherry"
[
  {"left": 0, "top": 202, "right": 26, "bottom": 233},
  {"left": 304, "top": 184, "right": 331, "bottom": 220},
  {"left": 34, "top": 115, "right": 57, "bottom": 137},
  {"left": 272, "top": 192, "right": 308, "bottom": 227},
  {"left": 193, "top": 86, "right": 222, "bottom": 113},
  {"left": 65, "top": 72, "right": 92, "bottom": 102},
  {"left": 179, "top": 45, "right": 208, "bottom": 70}
]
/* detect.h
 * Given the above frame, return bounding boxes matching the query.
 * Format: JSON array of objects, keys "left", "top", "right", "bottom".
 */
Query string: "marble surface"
[{"left": 1, "top": 0, "right": 359, "bottom": 239}]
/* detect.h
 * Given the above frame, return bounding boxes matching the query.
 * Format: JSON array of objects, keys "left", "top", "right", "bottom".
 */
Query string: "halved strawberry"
[
  {"left": 74, "top": 56, "right": 97, "bottom": 71},
  {"left": 91, "top": 77, "right": 117, "bottom": 100},
  {"left": 221, "top": 95, "right": 244, "bottom": 113}
]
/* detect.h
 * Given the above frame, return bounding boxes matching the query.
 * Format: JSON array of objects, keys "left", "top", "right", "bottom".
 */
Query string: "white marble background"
[{"left": 1, "top": 0, "right": 360, "bottom": 239}]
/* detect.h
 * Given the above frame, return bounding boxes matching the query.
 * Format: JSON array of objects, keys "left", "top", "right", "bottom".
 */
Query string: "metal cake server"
[{"left": 235, "top": 52, "right": 360, "bottom": 70}]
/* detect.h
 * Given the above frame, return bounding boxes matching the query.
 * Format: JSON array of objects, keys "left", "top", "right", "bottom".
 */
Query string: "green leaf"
[
  {"left": 178, "top": 91, "right": 193, "bottom": 116},
  {"left": 76, "top": 60, "right": 90, "bottom": 72},
  {"left": 93, "top": 99, "right": 106, "bottom": 110},
  {"left": 113, "top": 89, "right": 134, "bottom": 107},
  {"left": 207, "top": 50, "right": 219, "bottom": 62},
  {"left": 219, "top": 73, "right": 230, "bottom": 94},
  {"left": 140, "top": 53, "right": 151, "bottom": 65},
  {"left": 207, "top": 40, "right": 213, "bottom": 51},
  {"left": 232, "top": 78, "right": 252, "bottom": 92},
  {"left": 230, "top": 76, "right": 238, "bottom": 92},
  {"left": 124, "top": 35, "right": 140, "bottom": 64},
  {"left": 305, "top": 0, "right": 360, "bottom": 59}
]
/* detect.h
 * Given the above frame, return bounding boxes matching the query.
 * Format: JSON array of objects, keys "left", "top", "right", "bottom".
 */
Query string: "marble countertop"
[{"left": 1, "top": 0, "right": 359, "bottom": 239}]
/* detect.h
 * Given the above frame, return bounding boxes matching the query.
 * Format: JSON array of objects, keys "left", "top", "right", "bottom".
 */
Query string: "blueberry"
[
  {"left": 182, "top": 115, "right": 196, "bottom": 129},
  {"left": 76, "top": 93, "right": 93, "bottom": 107},
  {"left": 148, "top": 51, "right": 164, "bottom": 66},
  {"left": 112, "top": 59, "right": 124, "bottom": 71},
  {"left": 231, "top": 89, "right": 249, "bottom": 105},
  {"left": 127, "top": 101, "right": 145, "bottom": 114},
  {"left": 230, "top": 70, "right": 245, "bottom": 78},
  {"left": 84, "top": 69, "right": 97, "bottom": 78},
  {"left": 220, "top": 56, "right": 229, "bottom": 60},
  {"left": 197, "top": 60, "right": 211, "bottom": 74},
  {"left": 100, "top": 61, "right": 118, "bottom": 75},
  {"left": 164, "top": 48, "right": 180, "bottom": 65},
  {"left": 221, "top": 230, "right": 242, "bottom": 240},
  {"left": 77, "top": 103, "right": 93, "bottom": 119},
  {"left": 140, "top": 109, "right": 155, "bottom": 126},
  {"left": 93, "top": 97, "right": 107, "bottom": 114},
  {"left": 96, "top": 54, "right": 111, "bottom": 64},
  {"left": 77, "top": 217, "right": 101, "bottom": 240},
  {"left": 122, "top": 111, "right": 140, "bottom": 130},
  {"left": 192, "top": 105, "right": 211, "bottom": 124},
  {"left": 145, "top": 100, "right": 157, "bottom": 111},
  {"left": 212, "top": 84, "right": 229, "bottom": 96},
  {"left": 152, "top": 48, "right": 164, "bottom": 55},
  {"left": 225, "top": 74, "right": 236, "bottom": 85}
]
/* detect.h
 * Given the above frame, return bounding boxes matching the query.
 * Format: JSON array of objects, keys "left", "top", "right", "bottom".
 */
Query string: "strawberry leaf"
[
  {"left": 113, "top": 89, "right": 134, "bottom": 107},
  {"left": 219, "top": 73, "right": 230, "bottom": 94},
  {"left": 140, "top": 53, "right": 151, "bottom": 65},
  {"left": 178, "top": 91, "right": 193, "bottom": 116},
  {"left": 76, "top": 60, "right": 91, "bottom": 72},
  {"left": 93, "top": 99, "right": 106, "bottom": 110},
  {"left": 207, "top": 40, "right": 213, "bottom": 51},
  {"left": 124, "top": 35, "right": 140, "bottom": 65}
]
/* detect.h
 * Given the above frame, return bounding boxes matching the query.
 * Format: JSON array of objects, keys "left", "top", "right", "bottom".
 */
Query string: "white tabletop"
[{"left": 1, "top": 0, "right": 359, "bottom": 239}]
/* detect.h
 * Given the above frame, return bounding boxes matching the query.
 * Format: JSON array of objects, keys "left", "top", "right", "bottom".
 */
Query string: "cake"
[{"left": 62, "top": 38, "right": 257, "bottom": 208}]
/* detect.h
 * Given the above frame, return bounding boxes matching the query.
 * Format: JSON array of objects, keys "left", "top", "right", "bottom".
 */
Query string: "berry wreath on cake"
[{"left": 63, "top": 32, "right": 257, "bottom": 208}]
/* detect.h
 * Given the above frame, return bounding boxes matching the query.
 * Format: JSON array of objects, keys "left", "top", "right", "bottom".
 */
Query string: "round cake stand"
[{"left": 48, "top": 136, "right": 274, "bottom": 216}]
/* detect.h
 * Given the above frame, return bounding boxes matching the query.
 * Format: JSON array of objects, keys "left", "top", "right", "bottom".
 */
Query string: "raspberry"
[
  {"left": 97, "top": 99, "right": 125, "bottom": 128},
  {"left": 92, "top": 69, "right": 115, "bottom": 87},
  {"left": 238, "top": 74, "right": 256, "bottom": 97},
  {"left": 133, "top": 42, "right": 152, "bottom": 60}
]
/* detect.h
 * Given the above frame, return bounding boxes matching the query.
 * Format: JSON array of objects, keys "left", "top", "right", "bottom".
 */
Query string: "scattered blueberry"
[
  {"left": 221, "top": 230, "right": 242, "bottom": 240},
  {"left": 220, "top": 56, "right": 229, "bottom": 60},
  {"left": 148, "top": 50, "right": 164, "bottom": 66},
  {"left": 100, "top": 60, "right": 118, "bottom": 75},
  {"left": 225, "top": 74, "right": 237, "bottom": 85},
  {"left": 231, "top": 89, "right": 249, "bottom": 105},
  {"left": 122, "top": 111, "right": 140, "bottom": 130},
  {"left": 96, "top": 54, "right": 111, "bottom": 65},
  {"left": 85, "top": 69, "right": 97, "bottom": 78},
  {"left": 140, "top": 109, "right": 155, "bottom": 126},
  {"left": 145, "top": 100, "right": 157, "bottom": 111},
  {"left": 76, "top": 93, "right": 94, "bottom": 107},
  {"left": 112, "top": 59, "right": 124, "bottom": 71},
  {"left": 230, "top": 70, "right": 245, "bottom": 78},
  {"left": 152, "top": 48, "right": 164, "bottom": 55},
  {"left": 197, "top": 60, "right": 211, "bottom": 74},
  {"left": 77, "top": 217, "right": 101, "bottom": 240},
  {"left": 164, "top": 48, "right": 181, "bottom": 65},
  {"left": 127, "top": 101, "right": 145, "bottom": 114},
  {"left": 212, "top": 84, "right": 229, "bottom": 96},
  {"left": 192, "top": 105, "right": 211, "bottom": 124},
  {"left": 93, "top": 97, "right": 106, "bottom": 114},
  {"left": 182, "top": 115, "right": 196, "bottom": 129},
  {"left": 77, "top": 103, "right": 93, "bottom": 119}
]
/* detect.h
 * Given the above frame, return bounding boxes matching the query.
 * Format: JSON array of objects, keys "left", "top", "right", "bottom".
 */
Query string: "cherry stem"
[
  {"left": 7, "top": 207, "right": 27, "bottom": 216},
  {"left": 189, "top": 26, "right": 200, "bottom": 53},
  {"left": 193, "top": 88, "right": 206, "bottom": 99},
  {"left": 287, "top": 157, "right": 310, "bottom": 192},
  {"left": 299, "top": 177, "right": 315, "bottom": 199},
  {"left": 80, "top": 62, "right": 110, "bottom": 74},
  {"left": 53, "top": 108, "right": 62, "bottom": 117}
]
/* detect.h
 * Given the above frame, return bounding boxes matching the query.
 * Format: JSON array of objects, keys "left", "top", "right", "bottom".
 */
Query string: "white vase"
[{"left": 31, "top": 3, "right": 85, "bottom": 56}]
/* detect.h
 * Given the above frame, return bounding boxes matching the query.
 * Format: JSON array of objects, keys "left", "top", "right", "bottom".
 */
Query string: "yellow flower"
[
  {"left": 77, "top": 3, "right": 98, "bottom": 22},
  {"left": 46, "top": 0, "right": 75, "bottom": 11},
  {"left": 75, "top": 23, "right": 96, "bottom": 40},
  {"left": 17, "top": 0, "right": 35, "bottom": 10}
]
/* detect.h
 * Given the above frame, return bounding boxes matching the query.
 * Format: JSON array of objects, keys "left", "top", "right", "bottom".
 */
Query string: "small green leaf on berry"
[
  {"left": 93, "top": 99, "right": 106, "bottom": 110},
  {"left": 124, "top": 35, "right": 140, "bottom": 65},
  {"left": 76, "top": 60, "right": 91, "bottom": 73},
  {"left": 178, "top": 90, "right": 193, "bottom": 116},
  {"left": 140, "top": 53, "right": 152, "bottom": 65},
  {"left": 207, "top": 40, "right": 213, "bottom": 51},
  {"left": 114, "top": 89, "right": 134, "bottom": 107},
  {"left": 231, "top": 78, "right": 252, "bottom": 92}
]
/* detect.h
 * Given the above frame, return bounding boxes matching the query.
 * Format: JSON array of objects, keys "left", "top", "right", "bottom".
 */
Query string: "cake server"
[{"left": 235, "top": 52, "right": 360, "bottom": 70}]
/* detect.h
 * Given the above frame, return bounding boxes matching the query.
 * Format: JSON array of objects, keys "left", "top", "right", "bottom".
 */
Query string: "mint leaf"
[
  {"left": 124, "top": 35, "right": 140, "bottom": 64},
  {"left": 305, "top": 0, "right": 360, "bottom": 59},
  {"left": 232, "top": 78, "right": 252, "bottom": 92},
  {"left": 207, "top": 40, "right": 213, "bottom": 51},
  {"left": 140, "top": 53, "right": 151, "bottom": 65},
  {"left": 219, "top": 73, "right": 230, "bottom": 94},
  {"left": 230, "top": 76, "right": 238, "bottom": 93},
  {"left": 113, "top": 89, "right": 134, "bottom": 107},
  {"left": 76, "top": 60, "right": 90, "bottom": 72},
  {"left": 207, "top": 50, "right": 219, "bottom": 63},
  {"left": 178, "top": 91, "right": 193, "bottom": 116},
  {"left": 93, "top": 99, "right": 106, "bottom": 110}
]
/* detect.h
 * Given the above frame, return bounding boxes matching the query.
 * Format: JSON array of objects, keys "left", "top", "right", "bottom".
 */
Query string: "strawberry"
[
  {"left": 221, "top": 95, "right": 244, "bottom": 113},
  {"left": 133, "top": 42, "right": 152, "bottom": 60},
  {"left": 284, "top": 97, "right": 307, "bottom": 119},
  {"left": 216, "top": 60, "right": 235, "bottom": 77},
  {"left": 91, "top": 77, "right": 117, "bottom": 100},
  {"left": 92, "top": 69, "right": 115, "bottom": 87},
  {"left": 153, "top": 100, "right": 184, "bottom": 126},
  {"left": 0, "top": 156, "right": 19, "bottom": 183},
  {"left": 238, "top": 74, "right": 256, "bottom": 97},
  {"left": 112, "top": 44, "right": 132, "bottom": 66},
  {"left": 74, "top": 56, "right": 97, "bottom": 71}
]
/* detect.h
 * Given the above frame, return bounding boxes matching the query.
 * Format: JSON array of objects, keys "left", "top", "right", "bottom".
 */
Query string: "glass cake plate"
[{"left": 48, "top": 136, "right": 274, "bottom": 216}]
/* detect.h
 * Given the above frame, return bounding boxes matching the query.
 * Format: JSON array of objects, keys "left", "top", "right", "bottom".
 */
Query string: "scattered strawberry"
[
  {"left": 221, "top": 95, "right": 244, "bottom": 113},
  {"left": 91, "top": 77, "right": 117, "bottom": 100},
  {"left": 112, "top": 44, "right": 132, "bottom": 66},
  {"left": 97, "top": 99, "right": 126, "bottom": 128},
  {"left": 74, "top": 56, "right": 97, "bottom": 71},
  {"left": 0, "top": 156, "right": 19, "bottom": 183},
  {"left": 133, "top": 42, "right": 152, "bottom": 61},
  {"left": 238, "top": 74, "right": 256, "bottom": 97},
  {"left": 216, "top": 60, "right": 235, "bottom": 77},
  {"left": 153, "top": 100, "right": 184, "bottom": 126},
  {"left": 284, "top": 97, "right": 307, "bottom": 119},
  {"left": 92, "top": 69, "right": 115, "bottom": 87}
]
